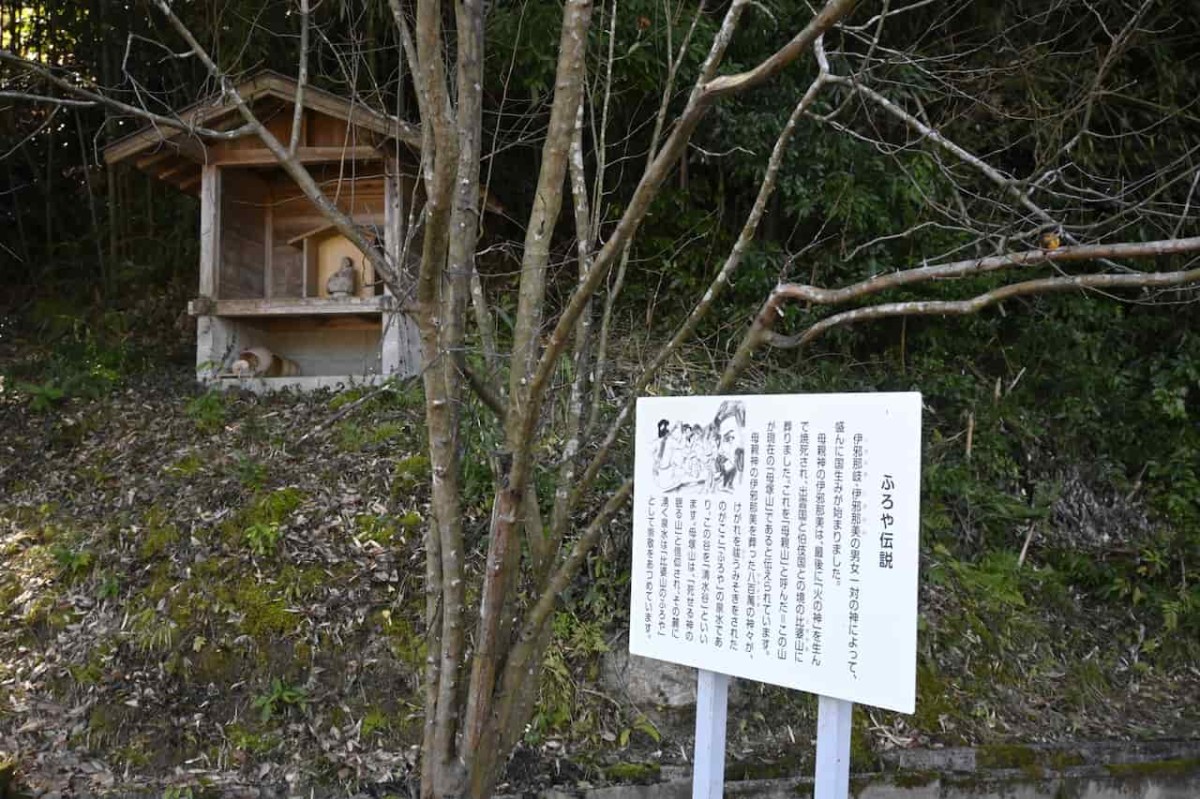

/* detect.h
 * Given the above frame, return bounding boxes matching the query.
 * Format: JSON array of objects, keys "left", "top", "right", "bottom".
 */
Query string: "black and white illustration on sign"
[
  {"left": 651, "top": 400, "right": 746, "bottom": 494},
  {"left": 631, "top": 393, "right": 922, "bottom": 713}
]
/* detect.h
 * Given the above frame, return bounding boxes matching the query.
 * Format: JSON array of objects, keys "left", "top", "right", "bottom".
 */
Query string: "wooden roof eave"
[
  {"left": 102, "top": 70, "right": 422, "bottom": 167},
  {"left": 286, "top": 222, "right": 382, "bottom": 248},
  {"left": 124, "top": 140, "right": 206, "bottom": 195}
]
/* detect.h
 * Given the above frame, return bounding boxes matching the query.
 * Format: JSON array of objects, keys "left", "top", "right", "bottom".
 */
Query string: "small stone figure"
[
  {"left": 231, "top": 347, "right": 299, "bottom": 377},
  {"left": 326, "top": 256, "right": 357, "bottom": 298}
]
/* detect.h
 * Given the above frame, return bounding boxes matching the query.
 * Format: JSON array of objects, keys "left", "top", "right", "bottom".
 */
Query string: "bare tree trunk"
[
  {"left": 415, "top": 50, "right": 469, "bottom": 799},
  {"left": 440, "top": 0, "right": 485, "bottom": 790},
  {"left": 459, "top": 5, "right": 595, "bottom": 795},
  {"left": 44, "top": 122, "right": 53, "bottom": 261},
  {"left": 7, "top": 159, "right": 31, "bottom": 266},
  {"left": 74, "top": 114, "right": 105, "bottom": 295}
]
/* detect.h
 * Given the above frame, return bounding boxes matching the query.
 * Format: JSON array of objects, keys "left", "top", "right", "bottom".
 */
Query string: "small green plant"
[
  {"left": 336, "top": 420, "right": 408, "bottom": 451},
  {"left": 356, "top": 512, "right": 423, "bottom": 544},
  {"left": 14, "top": 315, "right": 136, "bottom": 405},
  {"left": 277, "top": 565, "right": 327, "bottom": 602},
  {"left": 220, "top": 488, "right": 303, "bottom": 553},
  {"left": 97, "top": 573, "right": 121, "bottom": 599},
  {"left": 238, "top": 410, "right": 269, "bottom": 445},
  {"left": 397, "top": 510, "right": 423, "bottom": 533},
  {"left": 244, "top": 522, "right": 282, "bottom": 556},
  {"left": 328, "top": 378, "right": 423, "bottom": 412},
  {"left": 186, "top": 390, "right": 227, "bottom": 434},
  {"left": 225, "top": 723, "right": 280, "bottom": 755},
  {"left": 52, "top": 544, "right": 94, "bottom": 578},
  {"left": 361, "top": 708, "right": 390, "bottom": 737},
  {"left": 17, "top": 379, "right": 66, "bottom": 412},
  {"left": 252, "top": 678, "right": 308, "bottom": 722},
  {"left": 233, "top": 454, "right": 268, "bottom": 489},
  {"left": 140, "top": 507, "right": 181, "bottom": 558},
  {"left": 335, "top": 421, "right": 368, "bottom": 450},
  {"left": 165, "top": 452, "right": 204, "bottom": 478},
  {"left": 528, "top": 613, "right": 610, "bottom": 739},
  {"left": 328, "top": 386, "right": 370, "bottom": 411},
  {"left": 393, "top": 455, "right": 431, "bottom": 493},
  {"left": 250, "top": 487, "right": 304, "bottom": 524},
  {"left": 128, "top": 607, "right": 178, "bottom": 653},
  {"left": 618, "top": 715, "right": 661, "bottom": 748}
]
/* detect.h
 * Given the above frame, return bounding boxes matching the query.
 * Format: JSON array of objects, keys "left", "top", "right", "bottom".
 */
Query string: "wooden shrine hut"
[{"left": 104, "top": 71, "right": 423, "bottom": 391}]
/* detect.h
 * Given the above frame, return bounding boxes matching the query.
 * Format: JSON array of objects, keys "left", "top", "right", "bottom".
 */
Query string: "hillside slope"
[
  {"left": 1, "top": 376, "right": 1198, "bottom": 797},
  {"left": 1, "top": 378, "right": 433, "bottom": 796}
]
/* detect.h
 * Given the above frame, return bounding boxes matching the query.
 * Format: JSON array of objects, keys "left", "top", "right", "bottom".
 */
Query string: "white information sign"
[{"left": 631, "top": 393, "right": 922, "bottom": 713}]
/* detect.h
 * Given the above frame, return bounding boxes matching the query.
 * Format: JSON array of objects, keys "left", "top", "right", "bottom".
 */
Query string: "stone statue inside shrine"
[{"left": 326, "top": 256, "right": 357, "bottom": 298}]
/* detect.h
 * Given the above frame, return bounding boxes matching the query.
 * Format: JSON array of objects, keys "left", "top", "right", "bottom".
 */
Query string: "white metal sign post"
[
  {"left": 814, "top": 696, "right": 853, "bottom": 799},
  {"left": 632, "top": 393, "right": 922, "bottom": 799},
  {"left": 692, "top": 670, "right": 729, "bottom": 799}
]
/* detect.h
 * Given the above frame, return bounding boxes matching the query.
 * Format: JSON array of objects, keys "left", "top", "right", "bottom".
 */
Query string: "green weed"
[
  {"left": 128, "top": 607, "right": 178, "bottom": 654},
  {"left": 17, "top": 380, "right": 66, "bottom": 412},
  {"left": 244, "top": 522, "right": 282, "bottom": 557},
  {"left": 335, "top": 420, "right": 407, "bottom": 451},
  {"left": 51, "top": 545, "right": 94, "bottom": 579},
  {"left": 252, "top": 679, "right": 308, "bottom": 722},
  {"left": 140, "top": 507, "right": 181, "bottom": 559},
  {"left": 233, "top": 454, "right": 268, "bottom": 490},
  {"left": 393, "top": 455, "right": 431, "bottom": 493},
  {"left": 528, "top": 613, "right": 609, "bottom": 740},
  {"left": 225, "top": 723, "right": 280, "bottom": 755},
  {"left": 97, "top": 573, "right": 121, "bottom": 600},
  {"left": 165, "top": 452, "right": 204, "bottom": 478},
  {"left": 186, "top": 390, "right": 227, "bottom": 434},
  {"left": 361, "top": 708, "right": 390, "bottom": 737},
  {"left": 249, "top": 487, "right": 304, "bottom": 525}
]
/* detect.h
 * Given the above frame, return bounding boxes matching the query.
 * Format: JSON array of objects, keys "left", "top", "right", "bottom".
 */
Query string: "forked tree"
[{"left": 2, "top": 0, "right": 1198, "bottom": 795}]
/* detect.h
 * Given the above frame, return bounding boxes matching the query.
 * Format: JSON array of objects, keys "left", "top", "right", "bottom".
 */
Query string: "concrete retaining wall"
[{"left": 527, "top": 741, "right": 1200, "bottom": 799}]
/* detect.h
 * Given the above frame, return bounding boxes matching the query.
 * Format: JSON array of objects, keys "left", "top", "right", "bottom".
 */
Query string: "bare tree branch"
[
  {"left": 704, "top": 0, "right": 857, "bottom": 97},
  {"left": 769, "top": 267, "right": 1200, "bottom": 350},
  {"left": 0, "top": 50, "right": 255, "bottom": 139},
  {"left": 287, "top": 0, "right": 311, "bottom": 156},
  {"left": 516, "top": 0, "right": 857, "bottom": 495},
  {"left": 0, "top": 91, "right": 97, "bottom": 108},
  {"left": 569, "top": 50, "right": 833, "bottom": 530},
  {"left": 779, "top": 236, "right": 1200, "bottom": 306},
  {"left": 713, "top": 237, "right": 1200, "bottom": 392},
  {"left": 588, "top": 0, "right": 706, "bottom": 431}
]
